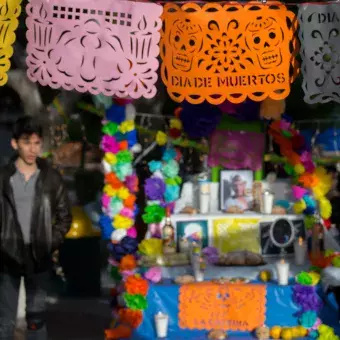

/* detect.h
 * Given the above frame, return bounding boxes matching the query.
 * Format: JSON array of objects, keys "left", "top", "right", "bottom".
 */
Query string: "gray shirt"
[{"left": 11, "top": 169, "right": 40, "bottom": 244}]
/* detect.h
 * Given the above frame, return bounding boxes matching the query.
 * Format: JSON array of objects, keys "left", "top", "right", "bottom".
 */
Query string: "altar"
[{"left": 132, "top": 280, "right": 340, "bottom": 340}]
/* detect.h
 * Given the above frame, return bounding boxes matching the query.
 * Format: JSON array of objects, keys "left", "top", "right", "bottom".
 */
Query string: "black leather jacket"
[{"left": 0, "top": 158, "right": 72, "bottom": 274}]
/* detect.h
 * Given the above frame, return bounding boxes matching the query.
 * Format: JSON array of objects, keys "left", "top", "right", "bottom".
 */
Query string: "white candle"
[
  {"left": 154, "top": 311, "right": 169, "bottom": 338},
  {"left": 294, "top": 237, "right": 307, "bottom": 266},
  {"left": 276, "top": 259, "right": 290, "bottom": 285},
  {"left": 199, "top": 180, "right": 210, "bottom": 214},
  {"left": 262, "top": 191, "right": 274, "bottom": 214},
  {"left": 209, "top": 182, "right": 219, "bottom": 213}
]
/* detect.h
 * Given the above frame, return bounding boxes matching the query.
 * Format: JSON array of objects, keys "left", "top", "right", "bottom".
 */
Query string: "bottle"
[{"left": 162, "top": 207, "right": 176, "bottom": 253}]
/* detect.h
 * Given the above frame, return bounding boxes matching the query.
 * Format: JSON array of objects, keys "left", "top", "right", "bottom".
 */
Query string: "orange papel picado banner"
[
  {"left": 0, "top": 0, "right": 21, "bottom": 86},
  {"left": 160, "top": 1, "right": 299, "bottom": 105}
]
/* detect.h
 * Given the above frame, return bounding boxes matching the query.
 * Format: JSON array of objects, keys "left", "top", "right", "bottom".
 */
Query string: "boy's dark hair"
[{"left": 12, "top": 116, "right": 43, "bottom": 140}]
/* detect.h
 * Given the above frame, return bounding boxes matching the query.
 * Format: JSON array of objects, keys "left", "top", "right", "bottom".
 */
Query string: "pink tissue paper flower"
[
  {"left": 292, "top": 185, "right": 308, "bottom": 200},
  {"left": 101, "top": 135, "right": 119, "bottom": 153},
  {"left": 127, "top": 227, "right": 137, "bottom": 238},
  {"left": 144, "top": 267, "right": 162, "bottom": 283}
]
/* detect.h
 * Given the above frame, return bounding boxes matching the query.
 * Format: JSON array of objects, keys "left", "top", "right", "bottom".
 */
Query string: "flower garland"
[
  {"left": 293, "top": 272, "right": 338, "bottom": 339},
  {"left": 99, "top": 101, "right": 149, "bottom": 340},
  {"left": 268, "top": 118, "right": 332, "bottom": 228}
]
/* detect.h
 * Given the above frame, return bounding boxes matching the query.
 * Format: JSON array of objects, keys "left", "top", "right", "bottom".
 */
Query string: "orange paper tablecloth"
[{"left": 179, "top": 282, "right": 266, "bottom": 331}]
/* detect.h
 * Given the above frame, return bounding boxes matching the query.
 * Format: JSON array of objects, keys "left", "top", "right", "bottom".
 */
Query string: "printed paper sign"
[
  {"left": 26, "top": 0, "right": 162, "bottom": 98},
  {"left": 160, "top": 1, "right": 298, "bottom": 104},
  {"left": 179, "top": 282, "right": 266, "bottom": 331},
  {"left": 212, "top": 218, "right": 261, "bottom": 254},
  {"left": 299, "top": 4, "right": 340, "bottom": 103}
]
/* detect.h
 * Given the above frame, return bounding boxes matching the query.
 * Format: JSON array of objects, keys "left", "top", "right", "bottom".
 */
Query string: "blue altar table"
[{"left": 131, "top": 281, "right": 340, "bottom": 340}]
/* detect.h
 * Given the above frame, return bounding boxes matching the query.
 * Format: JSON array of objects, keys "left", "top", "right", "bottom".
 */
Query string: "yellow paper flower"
[
  {"left": 156, "top": 131, "right": 167, "bottom": 146},
  {"left": 138, "top": 238, "right": 163, "bottom": 256},
  {"left": 319, "top": 197, "right": 332, "bottom": 220},
  {"left": 113, "top": 214, "right": 134, "bottom": 229},
  {"left": 294, "top": 164, "right": 305, "bottom": 175},
  {"left": 312, "top": 167, "right": 332, "bottom": 199},
  {"left": 170, "top": 118, "right": 182, "bottom": 130},
  {"left": 119, "top": 120, "right": 135, "bottom": 134},
  {"left": 117, "top": 187, "right": 130, "bottom": 200},
  {"left": 104, "top": 152, "right": 117, "bottom": 165},
  {"left": 104, "top": 184, "right": 117, "bottom": 197},
  {"left": 293, "top": 199, "right": 307, "bottom": 214}
]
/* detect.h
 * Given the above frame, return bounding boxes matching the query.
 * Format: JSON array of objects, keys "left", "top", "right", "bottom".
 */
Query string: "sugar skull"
[
  {"left": 245, "top": 16, "right": 284, "bottom": 70},
  {"left": 169, "top": 19, "right": 203, "bottom": 72}
]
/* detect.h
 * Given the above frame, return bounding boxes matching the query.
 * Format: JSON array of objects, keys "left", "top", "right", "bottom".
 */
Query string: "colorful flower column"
[{"left": 99, "top": 102, "right": 148, "bottom": 339}]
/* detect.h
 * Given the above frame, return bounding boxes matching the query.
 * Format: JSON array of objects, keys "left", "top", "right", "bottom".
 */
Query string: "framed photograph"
[
  {"left": 176, "top": 220, "right": 209, "bottom": 249},
  {"left": 220, "top": 170, "right": 253, "bottom": 211}
]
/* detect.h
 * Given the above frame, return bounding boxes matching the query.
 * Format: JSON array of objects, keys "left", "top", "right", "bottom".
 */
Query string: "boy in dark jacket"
[{"left": 0, "top": 117, "right": 72, "bottom": 340}]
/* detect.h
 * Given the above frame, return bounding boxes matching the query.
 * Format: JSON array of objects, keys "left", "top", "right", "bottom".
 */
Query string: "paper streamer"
[
  {"left": 26, "top": 0, "right": 162, "bottom": 98},
  {"left": 0, "top": 0, "right": 22, "bottom": 86},
  {"left": 298, "top": 4, "right": 340, "bottom": 104},
  {"left": 160, "top": 1, "right": 298, "bottom": 105}
]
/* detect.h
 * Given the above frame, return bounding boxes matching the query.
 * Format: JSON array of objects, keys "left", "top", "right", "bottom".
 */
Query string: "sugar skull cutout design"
[
  {"left": 169, "top": 18, "right": 203, "bottom": 72},
  {"left": 245, "top": 16, "right": 284, "bottom": 70}
]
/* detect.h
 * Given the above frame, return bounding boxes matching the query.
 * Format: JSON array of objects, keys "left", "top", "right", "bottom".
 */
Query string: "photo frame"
[
  {"left": 176, "top": 220, "right": 209, "bottom": 249},
  {"left": 220, "top": 170, "right": 254, "bottom": 212}
]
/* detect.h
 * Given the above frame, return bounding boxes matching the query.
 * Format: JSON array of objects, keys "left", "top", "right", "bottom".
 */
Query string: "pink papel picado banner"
[{"left": 26, "top": 0, "right": 163, "bottom": 98}]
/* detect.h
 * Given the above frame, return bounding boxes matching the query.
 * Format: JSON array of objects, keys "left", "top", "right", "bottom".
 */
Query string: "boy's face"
[{"left": 11, "top": 133, "right": 42, "bottom": 166}]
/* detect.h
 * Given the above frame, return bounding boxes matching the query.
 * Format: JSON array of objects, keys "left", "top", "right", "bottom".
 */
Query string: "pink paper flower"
[
  {"left": 292, "top": 185, "right": 308, "bottom": 200},
  {"left": 125, "top": 174, "right": 138, "bottom": 193},
  {"left": 121, "top": 269, "right": 135, "bottom": 280},
  {"left": 144, "top": 267, "right": 162, "bottom": 283},
  {"left": 127, "top": 227, "right": 137, "bottom": 238},
  {"left": 101, "top": 135, "right": 119, "bottom": 153},
  {"left": 101, "top": 194, "right": 110, "bottom": 209},
  {"left": 280, "top": 120, "right": 291, "bottom": 130},
  {"left": 300, "top": 151, "right": 315, "bottom": 173},
  {"left": 120, "top": 207, "right": 134, "bottom": 219}
]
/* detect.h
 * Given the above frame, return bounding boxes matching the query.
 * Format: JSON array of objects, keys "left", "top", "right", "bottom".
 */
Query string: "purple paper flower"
[
  {"left": 145, "top": 177, "right": 166, "bottom": 201},
  {"left": 292, "top": 284, "right": 323, "bottom": 314},
  {"left": 203, "top": 247, "right": 219, "bottom": 264},
  {"left": 101, "top": 135, "right": 119, "bottom": 153},
  {"left": 108, "top": 236, "right": 138, "bottom": 261}
]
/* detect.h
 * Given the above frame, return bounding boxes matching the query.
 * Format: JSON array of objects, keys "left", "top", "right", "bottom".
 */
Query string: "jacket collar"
[{"left": 4, "top": 156, "right": 48, "bottom": 177}]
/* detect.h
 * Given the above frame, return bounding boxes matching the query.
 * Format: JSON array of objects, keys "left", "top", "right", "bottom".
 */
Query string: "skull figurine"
[
  {"left": 245, "top": 17, "right": 284, "bottom": 70},
  {"left": 169, "top": 19, "right": 203, "bottom": 72}
]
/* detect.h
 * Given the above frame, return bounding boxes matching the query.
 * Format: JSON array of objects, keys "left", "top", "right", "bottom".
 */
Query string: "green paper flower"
[
  {"left": 282, "top": 130, "right": 293, "bottom": 138},
  {"left": 123, "top": 293, "right": 148, "bottom": 310},
  {"left": 110, "top": 266, "right": 122, "bottom": 282},
  {"left": 332, "top": 256, "right": 340, "bottom": 268},
  {"left": 304, "top": 215, "right": 317, "bottom": 230},
  {"left": 165, "top": 178, "right": 177, "bottom": 185},
  {"left": 142, "top": 204, "right": 165, "bottom": 224},
  {"left": 114, "top": 162, "right": 133, "bottom": 181},
  {"left": 162, "top": 159, "right": 179, "bottom": 178},
  {"left": 102, "top": 122, "right": 119, "bottom": 136},
  {"left": 325, "top": 249, "right": 335, "bottom": 258},
  {"left": 296, "top": 271, "right": 312, "bottom": 285},
  {"left": 284, "top": 163, "right": 295, "bottom": 176},
  {"left": 117, "top": 150, "right": 132, "bottom": 164}
]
